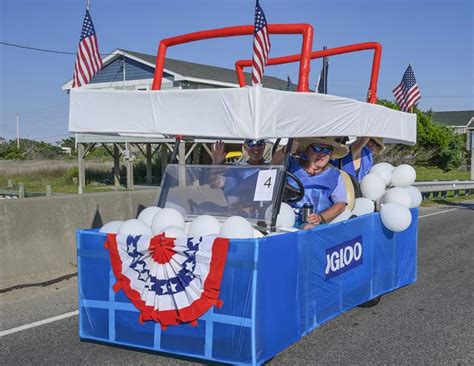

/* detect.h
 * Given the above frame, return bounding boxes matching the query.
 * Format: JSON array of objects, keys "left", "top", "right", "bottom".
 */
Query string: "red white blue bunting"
[{"left": 105, "top": 233, "right": 229, "bottom": 328}]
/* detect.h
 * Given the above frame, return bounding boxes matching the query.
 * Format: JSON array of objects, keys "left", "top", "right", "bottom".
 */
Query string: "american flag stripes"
[
  {"left": 72, "top": 9, "right": 103, "bottom": 88},
  {"left": 251, "top": 0, "right": 271, "bottom": 86},
  {"left": 393, "top": 65, "right": 421, "bottom": 112}
]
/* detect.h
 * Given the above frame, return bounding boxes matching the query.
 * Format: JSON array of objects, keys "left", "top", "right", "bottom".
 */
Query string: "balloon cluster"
[
  {"left": 358, "top": 163, "right": 421, "bottom": 232},
  {"left": 99, "top": 207, "right": 262, "bottom": 239}
]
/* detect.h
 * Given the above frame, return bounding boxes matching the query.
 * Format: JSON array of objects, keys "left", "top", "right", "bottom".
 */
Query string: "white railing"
[{"left": 413, "top": 180, "right": 474, "bottom": 198}]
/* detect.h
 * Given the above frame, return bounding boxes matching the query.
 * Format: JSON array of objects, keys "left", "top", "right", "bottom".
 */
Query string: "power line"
[{"left": 0, "top": 41, "right": 110, "bottom": 56}]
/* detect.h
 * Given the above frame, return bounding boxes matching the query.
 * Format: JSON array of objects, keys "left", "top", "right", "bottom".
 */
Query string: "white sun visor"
[{"left": 69, "top": 85, "right": 416, "bottom": 144}]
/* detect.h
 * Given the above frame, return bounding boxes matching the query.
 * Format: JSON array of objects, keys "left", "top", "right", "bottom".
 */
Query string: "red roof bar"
[
  {"left": 235, "top": 42, "right": 382, "bottom": 103},
  {"left": 152, "top": 24, "right": 314, "bottom": 92}
]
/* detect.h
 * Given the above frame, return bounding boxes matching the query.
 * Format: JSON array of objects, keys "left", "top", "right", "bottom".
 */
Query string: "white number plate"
[{"left": 253, "top": 169, "right": 277, "bottom": 201}]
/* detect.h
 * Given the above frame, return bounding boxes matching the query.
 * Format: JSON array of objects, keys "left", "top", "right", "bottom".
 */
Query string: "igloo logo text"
[{"left": 325, "top": 236, "right": 363, "bottom": 280}]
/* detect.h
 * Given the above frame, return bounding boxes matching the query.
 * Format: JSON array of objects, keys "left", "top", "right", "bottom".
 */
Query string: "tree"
[{"left": 377, "top": 100, "right": 465, "bottom": 170}]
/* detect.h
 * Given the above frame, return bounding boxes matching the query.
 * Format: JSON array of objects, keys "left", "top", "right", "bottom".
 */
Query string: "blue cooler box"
[{"left": 77, "top": 209, "right": 418, "bottom": 365}]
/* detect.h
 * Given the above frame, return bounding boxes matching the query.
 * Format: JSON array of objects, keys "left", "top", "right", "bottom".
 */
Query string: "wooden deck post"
[
  {"left": 78, "top": 143, "right": 85, "bottom": 194},
  {"left": 146, "top": 143, "right": 152, "bottom": 184},
  {"left": 114, "top": 143, "right": 120, "bottom": 190}
]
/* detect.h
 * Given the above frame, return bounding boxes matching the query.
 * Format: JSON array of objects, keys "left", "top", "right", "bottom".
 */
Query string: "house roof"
[
  {"left": 61, "top": 48, "right": 297, "bottom": 91},
  {"left": 119, "top": 49, "right": 291, "bottom": 90},
  {"left": 432, "top": 110, "right": 474, "bottom": 127},
  {"left": 119, "top": 49, "right": 288, "bottom": 90}
]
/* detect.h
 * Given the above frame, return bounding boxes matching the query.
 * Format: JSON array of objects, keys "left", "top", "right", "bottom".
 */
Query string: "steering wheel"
[{"left": 283, "top": 171, "right": 305, "bottom": 203}]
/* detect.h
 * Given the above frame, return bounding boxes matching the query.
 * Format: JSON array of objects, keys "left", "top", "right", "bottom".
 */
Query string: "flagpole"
[{"left": 86, "top": 0, "right": 90, "bottom": 10}]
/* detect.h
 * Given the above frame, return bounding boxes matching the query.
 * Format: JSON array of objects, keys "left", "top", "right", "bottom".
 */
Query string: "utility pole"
[{"left": 16, "top": 115, "right": 19, "bottom": 148}]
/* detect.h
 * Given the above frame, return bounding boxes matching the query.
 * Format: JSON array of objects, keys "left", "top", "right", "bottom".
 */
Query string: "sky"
[{"left": 0, "top": 0, "right": 473, "bottom": 143}]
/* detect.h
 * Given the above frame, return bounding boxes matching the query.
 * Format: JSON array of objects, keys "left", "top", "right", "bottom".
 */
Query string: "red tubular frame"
[
  {"left": 152, "top": 24, "right": 314, "bottom": 92},
  {"left": 234, "top": 42, "right": 382, "bottom": 103}
]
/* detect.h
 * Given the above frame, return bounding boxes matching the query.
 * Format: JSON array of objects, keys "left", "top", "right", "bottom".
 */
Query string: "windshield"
[{"left": 156, "top": 164, "right": 286, "bottom": 226}]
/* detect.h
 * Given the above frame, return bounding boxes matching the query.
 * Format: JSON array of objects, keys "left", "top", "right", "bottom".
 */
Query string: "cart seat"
[{"left": 339, "top": 170, "right": 357, "bottom": 210}]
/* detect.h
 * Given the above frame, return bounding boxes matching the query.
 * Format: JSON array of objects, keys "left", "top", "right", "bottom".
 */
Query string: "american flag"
[
  {"left": 392, "top": 65, "right": 421, "bottom": 112},
  {"left": 251, "top": 0, "right": 271, "bottom": 86},
  {"left": 72, "top": 9, "right": 103, "bottom": 88}
]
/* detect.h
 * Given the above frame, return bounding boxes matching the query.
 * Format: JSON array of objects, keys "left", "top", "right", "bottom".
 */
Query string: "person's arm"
[
  {"left": 211, "top": 140, "right": 226, "bottom": 165},
  {"left": 305, "top": 201, "right": 346, "bottom": 226},
  {"left": 319, "top": 202, "right": 346, "bottom": 223},
  {"left": 349, "top": 137, "right": 371, "bottom": 156},
  {"left": 271, "top": 140, "right": 299, "bottom": 164},
  {"left": 209, "top": 141, "right": 227, "bottom": 188}
]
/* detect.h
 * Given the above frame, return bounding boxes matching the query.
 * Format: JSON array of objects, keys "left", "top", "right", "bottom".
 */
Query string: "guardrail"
[{"left": 413, "top": 180, "right": 474, "bottom": 199}]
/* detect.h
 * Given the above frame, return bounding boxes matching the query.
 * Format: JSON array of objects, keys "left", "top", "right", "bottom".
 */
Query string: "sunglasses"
[
  {"left": 245, "top": 140, "right": 266, "bottom": 147},
  {"left": 311, "top": 145, "right": 333, "bottom": 155}
]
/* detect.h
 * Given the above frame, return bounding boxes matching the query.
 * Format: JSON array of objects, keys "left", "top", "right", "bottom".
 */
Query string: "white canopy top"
[{"left": 69, "top": 85, "right": 416, "bottom": 144}]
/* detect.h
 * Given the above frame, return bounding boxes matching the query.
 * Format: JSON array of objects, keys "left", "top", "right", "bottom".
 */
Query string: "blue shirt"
[
  {"left": 288, "top": 157, "right": 347, "bottom": 213},
  {"left": 338, "top": 145, "right": 373, "bottom": 181}
]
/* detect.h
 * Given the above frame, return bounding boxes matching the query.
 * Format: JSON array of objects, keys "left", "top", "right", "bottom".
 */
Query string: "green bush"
[
  {"left": 377, "top": 100, "right": 465, "bottom": 170},
  {"left": 0, "top": 145, "right": 26, "bottom": 160}
]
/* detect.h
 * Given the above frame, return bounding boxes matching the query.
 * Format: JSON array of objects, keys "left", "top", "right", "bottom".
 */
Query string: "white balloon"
[
  {"left": 370, "top": 164, "right": 392, "bottom": 185},
  {"left": 351, "top": 198, "right": 375, "bottom": 217},
  {"left": 381, "top": 187, "right": 412, "bottom": 208},
  {"left": 99, "top": 220, "right": 124, "bottom": 234},
  {"left": 360, "top": 173, "right": 386, "bottom": 201},
  {"left": 160, "top": 226, "right": 187, "bottom": 238},
  {"left": 118, "top": 219, "right": 153, "bottom": 236},
  {"left": 391, "top": 164, "right": 416, "bottom": 187},
  {"left": 377, "top": 162, "right": 395, "bottom": 172},
  {"left": 380, "top": 203, "right": 412, "bottom": 232},
  {"left": 164, "top": 202, "right": 187, "bottom": 216},
  {"left": 331, "top": 209, "right": 353, "bottom": 223},
  {"left": 151, "top": 208, "right": 185, "bottom": 234},
  {"left": 405, "top": 186, "right": 422, "bottom": 208},
  {"left": 188, "top": 215, "right": 220, "bottom": 237},
  {"left": 219, "top": 216, "right": 253, "bottom": 239},
  {"left": 137, "top": 207, "right": 161, "bottom": 227},
  {"left": 264, "top": 202, "right": 295, "bottom": 228}
]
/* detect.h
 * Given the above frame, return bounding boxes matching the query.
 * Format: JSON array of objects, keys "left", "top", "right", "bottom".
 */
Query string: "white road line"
[
  {"left": 0, "top": 310, "right": 79, "bottom": 337},
  {"left": 419, "top": 208, "right": 458, "bottom": 218}
]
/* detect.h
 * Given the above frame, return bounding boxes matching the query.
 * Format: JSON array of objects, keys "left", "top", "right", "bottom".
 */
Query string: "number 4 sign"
[{"left": 253, "top": 169, "right": 277, "bottom": 201}]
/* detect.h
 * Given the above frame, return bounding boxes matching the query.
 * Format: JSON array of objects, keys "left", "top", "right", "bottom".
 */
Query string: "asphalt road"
[{"left": 1, "top": 202, "right": 473, "bottom": 365}]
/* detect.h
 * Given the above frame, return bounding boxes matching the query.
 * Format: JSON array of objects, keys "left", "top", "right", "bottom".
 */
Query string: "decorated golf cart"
[{"left": 72, "top": 24, "right": 417, "bottom": 365}]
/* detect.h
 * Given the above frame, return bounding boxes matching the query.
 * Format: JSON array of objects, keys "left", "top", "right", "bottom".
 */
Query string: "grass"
[
  {"left": 415, "top": 166, "right": 470, "bottom": 181},
  {"left": 0, "top": 160, "right": 115, "bottom": 194},
  {"left": 422, "top": 192, "right": 474, "bottom": 206}
]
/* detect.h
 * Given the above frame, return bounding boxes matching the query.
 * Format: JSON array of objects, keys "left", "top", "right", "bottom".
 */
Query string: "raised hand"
[{"left": 211, "top": 140, "right": 226, "bottom": 165}]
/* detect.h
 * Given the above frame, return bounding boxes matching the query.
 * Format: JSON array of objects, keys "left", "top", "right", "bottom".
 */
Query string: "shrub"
[{"left": 376, "top": 100, "right": 465, "bottom": 170}]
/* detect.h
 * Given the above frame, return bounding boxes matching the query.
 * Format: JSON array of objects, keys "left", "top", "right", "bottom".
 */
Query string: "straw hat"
[
  {"left": 296, "top": 137, "right": 349, "bottom": 159},
  {"left": 370, "top": 137, "right": 386, "bottom": 155}
]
